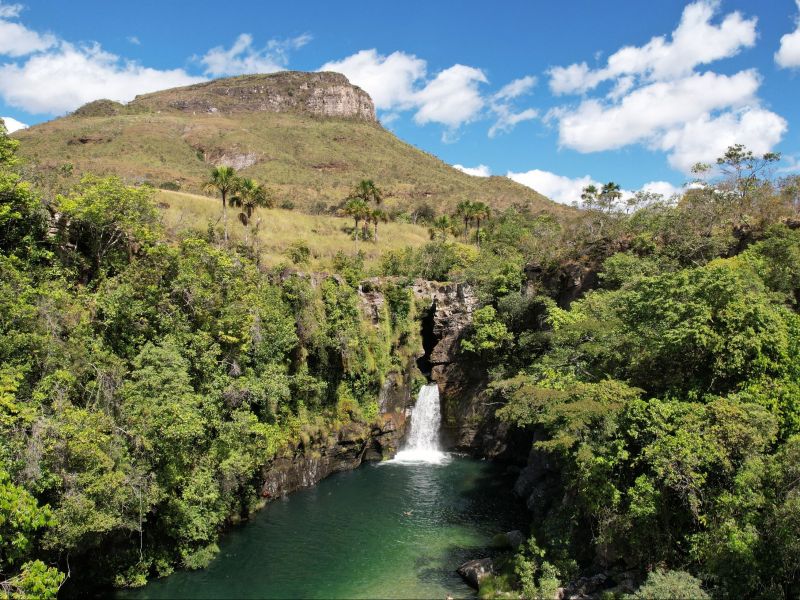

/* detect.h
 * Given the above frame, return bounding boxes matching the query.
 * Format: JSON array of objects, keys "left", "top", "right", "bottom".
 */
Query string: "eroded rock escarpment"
[
  {"left": 130, "top": 71, "right": 377, "bottom": 121},
  {"left": 259, "top": 371, "right": 412, "bottom": 499},
  {"left": 409, "top": 280, "right": 530, "bottom": 461}
]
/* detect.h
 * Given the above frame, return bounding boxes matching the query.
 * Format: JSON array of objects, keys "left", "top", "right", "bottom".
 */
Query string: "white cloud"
[
  {"left": 508, "top": 167, "right": 687, "bottom": 205},
  {"left": 656, "top": 107, "right": 787, "bottom": 172},
  {"left": 322, "top": 49, "right": 535, "bottom": 134},
  {"left": 488, "top": 107, "right": 538, "bottom": 138},
  {"left": 1, "top": 115, "right": 27, "bottom": 132},
  {"left": 548, "top": 0, "right": 757, "bottom": 94},
  {"left": 558, "top": 70, "right": 760, "bottom": 153},
  {"left": 199, "top": 33, "right": 311, "bottom": 77},
  {"left": 127, "top": 35, "right": 140, "bottom": 46},
  {"left": 320, "top": 49, "right": 425, "bottom": 111},
  {"left": 640, "top": 180, "right": 683, "bottom": 198},
  {"left": 545, "top": 0, "right": 784, "bottom": 173},
  {"left": 413, "top": 64, "right": 487, "bottom": 128},
  {"left": 507, "top": 168, "right": 597, "bottom": 205},
  {"left": 488, "top": 75, "right": 538, "bottom": 137},
  {"left": 776, "top": 0, "right": 800, "bottom": 68},
  {"left": 0, "top": 5, "right": 56, "bottom": 57},
  {"left": 453, "top": 164, "right": 491, "bottom": 177},
  {"left": 493, "top": 75, "right": 537, "bottom": 101},
  {"left": 0, "top": 2, "right": 22, "bottom": 18},
  {"left": 0, "top": 42, "right": 203, "bottom": 114}
]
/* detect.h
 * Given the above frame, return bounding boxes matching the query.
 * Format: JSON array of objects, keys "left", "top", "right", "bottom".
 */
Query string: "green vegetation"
[
  {"left": 377, "top": 144, "right": 800, "bottom": 598},
  {"left": 13, "top": 75, "right": 557, "bottom": 218},
  {"left": 6, "top": 84, "right": 800, "bottom": 599},
  {"left": 0, "top": 121, "right": 418, "bottom": 596}
]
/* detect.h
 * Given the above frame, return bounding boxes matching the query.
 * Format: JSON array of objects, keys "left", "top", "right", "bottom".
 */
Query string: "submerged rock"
[{"left": 457, "top": 557, "right": 493, "bottom": 589}]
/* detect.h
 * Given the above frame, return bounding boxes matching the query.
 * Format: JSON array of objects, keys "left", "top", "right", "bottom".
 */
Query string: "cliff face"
[
  {"left": 413, "top": 282, "right": 530, "bottom": 461},
  {"left": 129, "top": 71, "right": 377, "bottom": 121}
]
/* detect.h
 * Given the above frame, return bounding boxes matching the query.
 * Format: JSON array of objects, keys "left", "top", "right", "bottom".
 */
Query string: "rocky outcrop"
[
  {"left": 409, "top": 280, "right": 530, "bottom": 460},
  {"left": 457, "top": 558, "right": 494, "bottom": 589},
  {"left": 260, "top": 412, "right": 405, "bottom": 500},
  {"left": 259, "top": 360, "right": 413, "bottom": 501},
  {"left": 130, "top": 72, "right": 377, "bottom": 121}
]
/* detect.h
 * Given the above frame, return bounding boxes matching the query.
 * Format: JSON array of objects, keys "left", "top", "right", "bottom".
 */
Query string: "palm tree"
[
  {"left": 352, "top": 179, "right": 384, "bottom": 206},
  {"left": 471, "top": 202, "right": 490, "bottom": 246},
  {"left": 454, "top": 200, "right": 475, "bottom": 241},
  {"left": 231, "top": 178, "right": 271, "bottom": 224},
  {"left": 429, "top": 215, "right": 451, "bottom": 241},
  {"left": 370, "top": 208, "right": 388, "bottom": 242},
  {"left": 343, "top": 197, "right": 370, "bottom": 241},
  {"left": 204, "top": 166, "right": 238, "bottom": 242}
]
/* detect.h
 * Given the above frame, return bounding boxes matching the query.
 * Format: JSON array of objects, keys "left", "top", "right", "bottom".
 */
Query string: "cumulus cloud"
[
  {"left": 656, "top": 107, "right": 787, "bottom": 172},
  {"left": 546, "top": 1, "right": 785, "bottom": 173},
  {"left": 0, "top": 3, "right": 56, "bottom": 57},
  {"left": 1, "top": 115, "right": 27, "bottom": 132},
  {"left": 0, "top": 42, "right": 203, "bottom": 114},
  {"left": 199, "top": 32, "right": 311, "bottom": 77},
  {"left": 557, "top": 70, "right": 761, "bottom": 152},
  {"left": 508, "top": 168, "right": 686, "bottom": 205},
  {"left": 320, "top": 49, "right": 425, "bottom": 111},
  {"left": 548, "top": 0, "right": 757, "bottom": 94},
  {"left": 0, "top": 5, "right": 204, "bottom": 115},
  {"left": 413, "top": 64, "right": 487, "bottom": 128},
  {"left": 640, "top": 180, "right": 683, "bottom": 198},
  {"left": 322, "top": 49, "right": 535, "bottom": 135},
  {"left": 506, "top": 168, "right": 597, "bottom": 205},
  {"left": 776, "top": 0, "right": 800, "bottom": 68},
  {"left": 453, "top": 164, "right": 491, "bottom": 177}
]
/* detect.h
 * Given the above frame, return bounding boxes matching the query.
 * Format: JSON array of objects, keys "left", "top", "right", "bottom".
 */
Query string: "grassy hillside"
[
  {"left": 156, "top": 189, "right": 432, "bottom": 270},
  {"left": 14, "top": 73, "right": 562, "bottom": 217}
]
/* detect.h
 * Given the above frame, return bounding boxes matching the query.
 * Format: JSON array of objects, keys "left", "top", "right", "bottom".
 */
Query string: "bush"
[
  {"left": 627, "top": 570, "right": 709, "bottom": 600},
  {"left": 285, "top": 241, "right": 311, "bottom": 265}
]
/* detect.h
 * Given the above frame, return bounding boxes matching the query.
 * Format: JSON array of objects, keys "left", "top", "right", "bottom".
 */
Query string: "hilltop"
[{"left": 14, "top": 71, "right": 559, "bottom": 216}]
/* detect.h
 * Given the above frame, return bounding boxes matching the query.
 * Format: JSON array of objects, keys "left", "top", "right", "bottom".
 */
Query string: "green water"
[{"left": 122, "top": 457, "right": 525, "bottom": 599}]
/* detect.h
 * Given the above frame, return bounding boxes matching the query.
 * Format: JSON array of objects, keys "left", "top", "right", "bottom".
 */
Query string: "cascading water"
[{"left": 392, "top": 383, "right": 449, "bottom": 464}]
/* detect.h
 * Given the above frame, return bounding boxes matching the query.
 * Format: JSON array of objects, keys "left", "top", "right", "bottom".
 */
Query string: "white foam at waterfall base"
[{"left": 392, "top": 383, "right": 449, "bottom": 465}]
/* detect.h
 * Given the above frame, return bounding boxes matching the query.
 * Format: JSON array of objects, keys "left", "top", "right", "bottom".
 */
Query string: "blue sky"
[{"left": 1, "top": 0, "right": 799, "bottom": 203}]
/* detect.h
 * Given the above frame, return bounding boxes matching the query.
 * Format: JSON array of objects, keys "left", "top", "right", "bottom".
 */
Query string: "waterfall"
[{"left": 393, "top": 384, "right": 448, "bottom": 465}]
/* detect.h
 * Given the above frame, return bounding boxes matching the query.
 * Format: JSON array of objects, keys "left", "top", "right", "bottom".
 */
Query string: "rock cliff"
[
  {"left": 409, "top": 280, "right": 529, "bottom": 461},
  {"left": 128, "top": 71, "right": 377, "bottom": 121}
]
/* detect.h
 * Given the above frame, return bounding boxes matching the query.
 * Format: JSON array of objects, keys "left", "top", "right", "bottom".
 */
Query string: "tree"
[
  {"left": 230, "top": 178, "right": 270, "bottom": 225},
  {"left": 55, "top": 176, "right": 160, "bottom": 280},
  {"left": 203, "top": 166, "right": 238, "bottom": 242},
  {"left": 351, "top": 179, "right": 383, "bottom": 206},
  {"left": 343, "top": 198, "right": 370, "bottom": 241},
  {"left": 455, "top": 200, "right": 475, "bottom": 241},
  {"left": 370, "top": 208, "right": 388, "bottom": 242},
  {"left": 429, "top": 215, "right": 451, "bottom": 241},
  {"left": 471, "top": 202, "right": 491, "bottom": 246}
]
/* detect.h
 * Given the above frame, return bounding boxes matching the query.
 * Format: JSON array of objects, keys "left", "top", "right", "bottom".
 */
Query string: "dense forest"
[
  {"left": 0, "top": 122, "right": 419, "bottom": 597},
  {"left": 3, "top": 105, "right": 800, "bottom": 600},
  {"left": 412, "top": 147, "right": 799, "bottom": 599}
]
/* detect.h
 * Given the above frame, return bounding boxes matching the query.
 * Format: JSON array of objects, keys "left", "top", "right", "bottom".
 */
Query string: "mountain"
[{"left": 14, "top": 71, "right": 560, "bottom": 216}]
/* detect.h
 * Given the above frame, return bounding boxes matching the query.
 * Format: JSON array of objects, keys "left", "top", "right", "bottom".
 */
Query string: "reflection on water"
[{"left": 121, "top": 458, "right": 526, "bottom": 600}]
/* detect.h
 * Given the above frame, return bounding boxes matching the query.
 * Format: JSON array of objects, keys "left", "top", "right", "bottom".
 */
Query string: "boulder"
[
  {"left": 506, "top": 529, "right": 526, "bottom": 550},
  {"left": 457, "top": 558, "right": 493, "bottom": 589}
]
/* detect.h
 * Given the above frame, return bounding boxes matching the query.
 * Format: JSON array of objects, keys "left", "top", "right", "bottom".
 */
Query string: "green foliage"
[
  {"left": 55, "top": 175, "right": 160, "bottom": 280},
  {"left": 285, "top": 240, "right": 311, "bottom": 265},
  {"left": 0, "top": 137, "right": 414, "bottom": 594},
  {"left": 628, "top": 570, "right": 709, "bottom": 600},
  {"left": 461, "top": 306, "right": 513, "bottom": 359}
]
